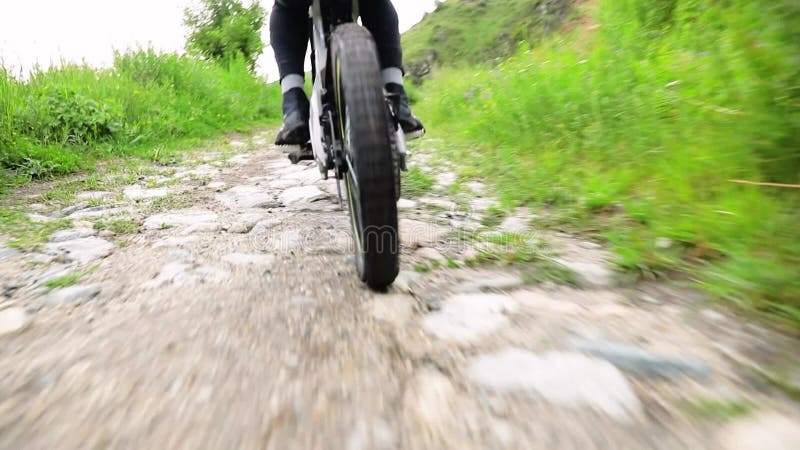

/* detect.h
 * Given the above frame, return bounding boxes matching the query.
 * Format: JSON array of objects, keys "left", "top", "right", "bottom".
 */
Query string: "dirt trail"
[{"left": 1, "top": 131, "right": 799, "bottom": 449}]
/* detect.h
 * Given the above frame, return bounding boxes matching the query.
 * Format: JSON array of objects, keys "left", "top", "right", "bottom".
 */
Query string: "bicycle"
[{"left": 287, "top": 0, "right": 410, "bottom": 290}]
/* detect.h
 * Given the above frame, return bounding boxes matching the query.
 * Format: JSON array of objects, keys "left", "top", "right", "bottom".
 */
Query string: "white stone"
[
  {"left": 422, "top": 293, "right": 516, "bottom": 342},
  {"left": 393, "top": 270, "right": 422, "bottom": 294},
  {"left": 221, "top": 253, "right": 275, "bottom": 267},
  {"left": 457, "top": 274, "right": 523, "bottom": 293},
  {"left": 143, "top": 209, "right": 219, "bottom": 230},
  {"left": 419, "top": 197, "right": 457, "bottom": 211},
  {"left": 399, "top": 218, "right": 449, "bottom": 249},
  {"left": 0, "top": 307, "right": 31, "bottom": 335},
  {"left": 369, "top": 294, "right": 415, "bottom": 326},
  {"left": 227, "top": 153, "right": 250, "bottom": 164},
  {"left": 181, "top": 222, "right": 222, "bottom": 235},
  {"left": 207, "top": 181, "right": 227, "bottom": 191},
  {"left": 43, "top": 237, "right": 114, "bottom": 264},
  {"left": 468, "top": 348, "right": 643, "bottom": 423},
  {"left": 75, "top": 191, "right": 117, "bottom": 200},
  {"left": 216, "top": 185, "right": 278, "bottom": 209},
  {"left": 279, "top": 185, "right": 327, "bottom": 204},
  {"left": 498, "top": 216, "right": 529, "bottom": 234},
  {"left": 68, "top": 206, "right": 129, "bottom": 219},
  {"left": 719, "top": 413, "right": 800, "bottom": 450},
  {"left": 555, "top": 258, "right": 615, "bottom": 287},
  {"left": 414, "top": 247, "right": 446, "bottom": 263},
  {"left": 397, "top": 198, "right": 417, "bottom": 210},
  {"left": 27, "top": 213, "right": 52, "bottom": 222},
  {"left": 435, "top": 172, "right": 457, "bottom": 188},
  {"left": 123, "top": 186, "right": 169, "bottom": 200},
  {"left": 153, "top": 235, "right": 200, "bottom": 248},
  {"left": 49, "top": 227, "right": 97, "bottom": 243},
  {"left": 45, "top": 284, "right": 102, "bottom": 306},
  {"left": 144, "top": 262, "right": 230, "bottom": 288}
]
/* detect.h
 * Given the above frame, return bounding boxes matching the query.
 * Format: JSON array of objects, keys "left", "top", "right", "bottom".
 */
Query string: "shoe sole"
[{"left": 404, "top": 128, "right": 425, "bottom": 140}]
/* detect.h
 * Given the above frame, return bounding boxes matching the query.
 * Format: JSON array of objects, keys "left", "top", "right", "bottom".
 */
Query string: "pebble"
[
  {"left": 399, "top": 218, "right": 449, "bottom": 249},
  {"left": 144, "top": 262, "right": 230, "bottom": 288},
  {"left": 397, "top": 198, "right": 417, "bottom": 210},
  {"left": 221, "top": 253, "right": 275, "bottom": 267},
  {"left": 216, "top": 185, "right": 278, "bottom": 209},
  {"left": 278, "top": 185, "right": 328, "bottom": 204},
  {"left": 569, "top": 339, "right": 712, "bottom": 380},
  {"left": 368, "top": 294, "right": 416, "bottom": 326},
  {"left": 76, "top": 191, "right": 114, "bottom": 200},
  {"left": 123, "top": 186, "right": 169, "bottom": 200},
  {"left": 554, "top": 258, "right": 616, "bottom": 287},
  {"left": 69, "top": 206, "right": 129, "bottom": 219},
  {"left": 143, "top": 209, "right": 219, "bottom": 230},
  {"left": 61, "top": 202, "right": 90, "bottom": 216},
  {"left": 42, "top": 237, "right": 114, "bottom": 264},
  {"left": 467, "top": 348, "right": 643, "bottom": 423},
  {"left": 419, "top": 197, "right": 457, "bottom": 211},
  {"left": 422, "top": 293, "right": 516, "bottom": 342},
  {"left": 413, "top": 247, "right": 447, "bottom": 263},
  {"left": 719, "top": 412, "right": 800, "bottom": 450},
  {"left": 49, "top": 227, "right": 97, "bottom": 243},
  {"left": 0, "top": 247, "right": 20, "bottom": 261},
  {"left": 393, "top": 270, "right": 422, "bottom": 294},
  {"left": 456, "top": 273, "right": 524, "bottom": 293},
  {"left": 498, "top": 216, "right": 529, "bottom": 234},
  {"left": 0, "top": 307, "right": 31, "bottom": 335},
  {"left": 45, "top": 284, "right": 102, "bottom": 306},
  {"left": 207, "top": 181, "right": 227, "bottom": 191}
]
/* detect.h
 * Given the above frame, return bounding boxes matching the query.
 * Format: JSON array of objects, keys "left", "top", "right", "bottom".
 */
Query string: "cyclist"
[{"left": 270, "top": 0, "right": 425, "bottom": 146}]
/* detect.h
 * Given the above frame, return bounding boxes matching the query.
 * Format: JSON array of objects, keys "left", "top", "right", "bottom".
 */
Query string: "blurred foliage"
[
  {"left": 408, "top": 0, "right": 800, "bottom": 325},
  {"left": 184, "top": 0, "right": 266, "bottom": 71}
]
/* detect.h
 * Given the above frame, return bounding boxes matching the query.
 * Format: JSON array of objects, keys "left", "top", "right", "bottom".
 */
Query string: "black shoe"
[
  {"left": 275, "top": 88, "right": 310, "bottom": 146},
  {"left": 385, "top": 83, "right": 425, "bottom": 140}
]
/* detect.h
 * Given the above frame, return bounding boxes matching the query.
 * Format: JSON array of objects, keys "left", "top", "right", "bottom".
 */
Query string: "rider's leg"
[
  {"left": 271, "top": 0, "right": 312, "bottom": 146},
  {"left": 358, "top": 0, "right": 425, "bottom": 138}
]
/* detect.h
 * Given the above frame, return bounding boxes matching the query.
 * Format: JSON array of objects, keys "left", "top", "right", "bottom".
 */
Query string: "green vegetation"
[
  {"left": 682, "top": 397, "right": 752, "bottom": 421},
  {"left": 93, "top": 219, "right": 141, "bottom": 235},
  {"left": 43, "top": 272, "right": 83, "bottom": 290},
  {"left": 0, "top": 209, "right": 71, "bottom": 248},
  {"left": 403, "top": 0, "right": 573, "bottom": 82},
  {"left": 407, "top": 0, "right": 800, "bottom": 325},
  {"left": 1, "top": 50, "right": 280, "bottom": 196},
  {"left": 184, "top": 0, "right": 266, "bottom": 71},
  {"left": 402, "top": 166, "right": 436, "bottom": 197}
]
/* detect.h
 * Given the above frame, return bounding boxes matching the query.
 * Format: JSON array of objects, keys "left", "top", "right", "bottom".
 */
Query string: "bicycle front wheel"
[{"left": 331, "top": 23, "right": 399, "bottom": 290}]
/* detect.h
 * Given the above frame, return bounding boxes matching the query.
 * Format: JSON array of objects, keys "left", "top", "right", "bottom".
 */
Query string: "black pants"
[{"left": 270, "top": 0, "right": 403, "bottom": 80}]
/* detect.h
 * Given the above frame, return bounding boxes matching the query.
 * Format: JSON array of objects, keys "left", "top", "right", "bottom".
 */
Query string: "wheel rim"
[{"left": 341, "top": 98, "right": 366, "bottom": 276}]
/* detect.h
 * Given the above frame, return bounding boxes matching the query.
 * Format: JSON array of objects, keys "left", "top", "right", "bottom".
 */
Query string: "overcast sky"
[{"left": 0, "top": 0, "right": 437, "bottom": 80}]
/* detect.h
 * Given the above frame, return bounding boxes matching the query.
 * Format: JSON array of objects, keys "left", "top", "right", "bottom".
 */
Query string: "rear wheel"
[{"left": 331, "top": 24, "right": 399, "bottom": 290}]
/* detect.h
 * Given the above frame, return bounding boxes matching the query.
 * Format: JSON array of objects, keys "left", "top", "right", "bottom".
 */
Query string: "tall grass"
[
  {"left": 414, "top": 0, "right": 800, "bottom": 324},
  {"left": 1, "top": 50, "right": 280, "bottom": 194}
]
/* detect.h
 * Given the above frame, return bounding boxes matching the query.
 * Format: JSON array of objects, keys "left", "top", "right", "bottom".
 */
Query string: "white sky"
[{"left": 0, "top": 0, "right": 437, "bottom": 80}]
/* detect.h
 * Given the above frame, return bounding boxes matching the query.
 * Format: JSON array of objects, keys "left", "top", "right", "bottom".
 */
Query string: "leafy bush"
[{"left": 0, "top": 50, "right": 280, "bottom": 183}]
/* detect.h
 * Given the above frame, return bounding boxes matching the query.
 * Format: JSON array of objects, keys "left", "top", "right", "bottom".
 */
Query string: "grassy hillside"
[
  {"left": 407, "top": 0, "right": 800, "bottom": 325},
  {"left": 1, "top": 51, "right": 280, "bottom": 196},
  {"left": 402, "top": 0, "right": 573, "bottom": 82}
]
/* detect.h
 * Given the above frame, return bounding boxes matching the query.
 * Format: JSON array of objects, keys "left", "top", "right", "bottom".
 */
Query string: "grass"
[
  {"left": 402, "top": 166, "right": 436, "bottom": 197},
  {"left": 1, "top": 49, "right": 280, "bottom": 197},
  {"left": 0, "top": 208, "right": 71, "bottom": 248},
  {"left": 43, "top": 272, "right": 83, "bottom": 290},
  {"left": 681, "top": 398, "right": 752, "bottom": 421},
  {"left": 93, "top": 219, "right": 141, "bottom": 234},
  {"left": 409, "top": 0, "right": 800, "bottom": 326}
]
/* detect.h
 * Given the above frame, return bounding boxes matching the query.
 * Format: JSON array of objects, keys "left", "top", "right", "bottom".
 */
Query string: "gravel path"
[{"left": 1, "top": 132, "right": 799, "bottom": 449}]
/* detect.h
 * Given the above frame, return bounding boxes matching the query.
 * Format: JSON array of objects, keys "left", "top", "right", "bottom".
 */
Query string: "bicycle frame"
[{"left": 307, "top": 0, "right": 408, "bottom": 182}]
